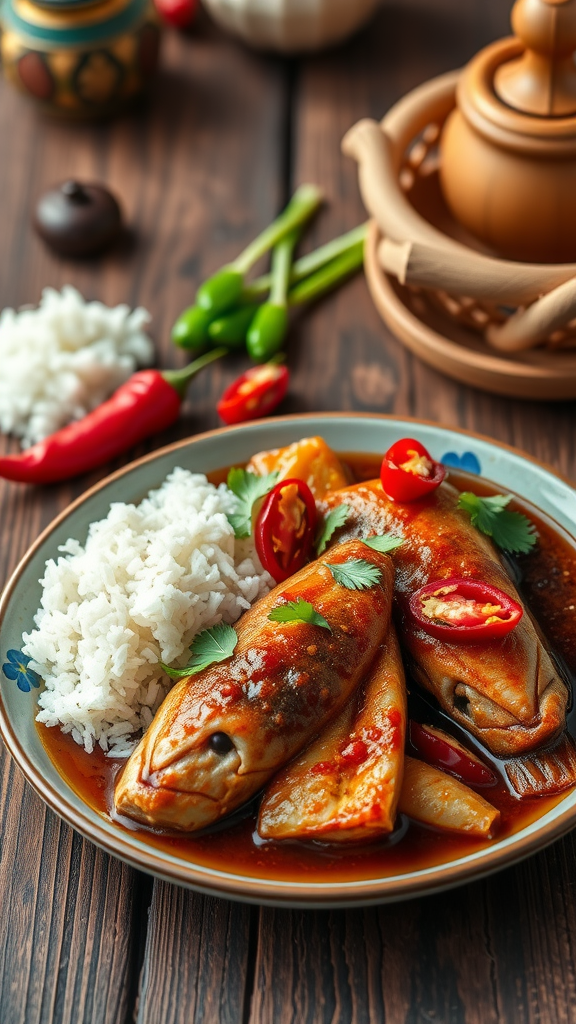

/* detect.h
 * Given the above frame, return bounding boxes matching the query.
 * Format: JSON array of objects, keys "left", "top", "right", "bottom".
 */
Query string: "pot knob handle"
[{"left": 494, "top": 0, "right": 576, "bottom": 115}]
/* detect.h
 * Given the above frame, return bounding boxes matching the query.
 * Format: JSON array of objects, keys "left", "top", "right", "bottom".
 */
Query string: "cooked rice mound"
[
  {"left": 0, "top": 285, "right": 153, "bottom": 448},
  {"left": 23, "top": 469, "right": 273, "bottom": 756}
]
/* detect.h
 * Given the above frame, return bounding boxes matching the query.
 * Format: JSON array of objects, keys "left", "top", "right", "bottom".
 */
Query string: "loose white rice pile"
[
  {"left": 0, "top": 285, "right": 154, "bottom": 448},
  {"left": 23, "top": 469, "right": 274, "bottom": 756}
]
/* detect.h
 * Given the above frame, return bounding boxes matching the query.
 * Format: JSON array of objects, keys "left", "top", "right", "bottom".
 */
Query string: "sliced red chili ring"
[
  {"left": 255, "top": 478, "right": 317, "bottom": 582},
  {"left": 217, "top": 363, "right": 289, "bottom": 426},
  {"left": 380, "top": 437, "right": 446, "bottom": 502},
  {"left": 409, "top": 721, "right": 497, "bottom": 787},
  {"left": 409, "top": 576, "right": 523, "bottom": 643}
]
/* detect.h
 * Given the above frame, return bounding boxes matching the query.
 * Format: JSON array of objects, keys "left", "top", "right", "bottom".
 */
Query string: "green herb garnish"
[
  {"left": 268, "top": 598, "right": 332, "bottom": 631},
  {"left": 161, "top": 622, "right": 238, "bottom": 679},
  {"left": 315, "top": 504, "right": 350, "bottom": 554},
  {"left": 226, "top": 468, "right": 279, "bottom": 538},
  {"left": 457, "top": 492, "right": 537, "bottom": 555},
  {"left": 362, "top": 534, "right": 403, "bottom": 554},
  {"left": 326, "top": 558, "right": 382, "bottom": 590}
]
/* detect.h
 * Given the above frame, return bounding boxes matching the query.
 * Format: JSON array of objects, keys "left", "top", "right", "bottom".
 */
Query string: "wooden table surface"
[{"left": 2, "top": 1, "right": 576, "bottom": 1021}]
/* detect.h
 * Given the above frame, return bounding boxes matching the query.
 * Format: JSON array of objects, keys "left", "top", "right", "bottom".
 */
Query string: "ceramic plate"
[{"left": 1, "top": 414, "right": 576, "bottom": 907}]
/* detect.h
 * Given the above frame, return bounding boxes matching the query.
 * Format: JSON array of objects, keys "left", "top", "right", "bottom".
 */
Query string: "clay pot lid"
[
  {"left": 495, "top": 0, "right": 576, "bottom": 116},
  {"left": 454, "top": 0, "right": 576, "bottom": 155}
]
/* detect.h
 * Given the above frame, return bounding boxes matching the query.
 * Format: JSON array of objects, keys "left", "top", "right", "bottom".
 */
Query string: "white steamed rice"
[
  {"left": 23, "top": 469, "right": 274, "bottom": 756},
  {"left": 0, "top": 285, "right": 153, "bottom": 448}
]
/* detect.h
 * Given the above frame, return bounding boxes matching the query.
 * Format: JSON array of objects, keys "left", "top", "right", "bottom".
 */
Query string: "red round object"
[
  {"left": 380, "top": 437, "right": 446, "bottom": 502},
  {"left": 255, "top": 478, "right": 317, "bottom": 583},
  {"left": 153, "top": 0, "right": 198, "bottom": 28},
  {"left": 409, "top": 721, "right": 497, "bottom": 788},
  {"left": 409, "top": 576, "right": 523, "bottom": 644},
  {"left": 17, "top": 51, "right": 54, "bottom": 100},
  {"left": 217, "top": 363, "right": 289, "bottom": 426}
]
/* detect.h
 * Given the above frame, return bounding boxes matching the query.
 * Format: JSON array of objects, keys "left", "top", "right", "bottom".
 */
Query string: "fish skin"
[
  {"left": 323, "top": 480, "right": 569, "bottom": 760},
  {"left": 258, "top": 626, "right": 407, "bottom": 843},
  {"left": 114, "top": 540, "right": 394, "bottom": 832}
]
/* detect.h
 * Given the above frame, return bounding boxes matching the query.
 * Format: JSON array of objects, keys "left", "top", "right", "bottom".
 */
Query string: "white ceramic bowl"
[
  {"left": 1, "top": 413, "right": 576, "bottom": 907},
  {"left": 203, "top": 0, "right": 381, "bottom": 53}
]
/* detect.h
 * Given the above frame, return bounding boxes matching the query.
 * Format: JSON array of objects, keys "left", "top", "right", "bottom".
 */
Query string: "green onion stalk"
[
  {"left": 287, "top": 238, "right": 366, "bottom": 307},
  {"left": 245, "top": 221, "right": 368, "bottom": 298},
  {"left": 196, "top": 183, "right": 323, "bottom": 316}
]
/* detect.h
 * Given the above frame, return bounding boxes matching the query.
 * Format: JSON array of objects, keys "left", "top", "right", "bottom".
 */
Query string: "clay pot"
[
  {"left": 439, "top": 0, "right": 576, "bottom": 264},
  {"left": 0, "top": 0, "right": 162, "bottom": 118}
]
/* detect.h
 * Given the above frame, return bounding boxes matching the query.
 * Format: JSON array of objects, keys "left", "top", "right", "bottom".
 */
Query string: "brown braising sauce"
[{"left": 37, "top": 454, "right": 576, "bottom": 883}]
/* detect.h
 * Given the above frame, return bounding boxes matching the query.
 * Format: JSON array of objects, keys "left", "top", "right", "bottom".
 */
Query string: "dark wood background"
[{"left": 2, "top": 1, "right": 576, "bottom": 1021}]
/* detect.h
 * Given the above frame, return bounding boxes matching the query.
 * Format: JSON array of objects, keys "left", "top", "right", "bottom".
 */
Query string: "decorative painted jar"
[
  {"left": 202, "top": 0, "right": 381, "bottom": 53},
  {"left": 0, "top": 0, "right": 162, "bottom": 117}
]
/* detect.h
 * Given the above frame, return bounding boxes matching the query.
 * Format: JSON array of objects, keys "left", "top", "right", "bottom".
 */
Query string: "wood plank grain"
[
  {"left": 0, "top": 747, "right": 147, "bottom": 1024},
  {"left": 136, "top": 884, "right": 255, "bottom": 1024},
  {"left": 251, "top": 851, "right": 576, "bottom": 1024}
]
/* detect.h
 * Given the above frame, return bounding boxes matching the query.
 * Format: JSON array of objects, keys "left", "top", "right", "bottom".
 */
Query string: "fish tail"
[{"left": 505, "top": 733, "right": 576, "bottom": 798}]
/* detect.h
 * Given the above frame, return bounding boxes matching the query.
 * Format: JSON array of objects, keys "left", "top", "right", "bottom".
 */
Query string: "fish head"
[
  {"left": 405, "top": 616, "right": 569, "bottom": 757},
  {"left": 113, "top": 670, "right": 275, "bottom": 832}
]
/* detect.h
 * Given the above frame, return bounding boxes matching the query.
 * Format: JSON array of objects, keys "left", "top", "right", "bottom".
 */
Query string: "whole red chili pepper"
[{"left": 0, "top": 348, "right": 225, "bottom": 485}]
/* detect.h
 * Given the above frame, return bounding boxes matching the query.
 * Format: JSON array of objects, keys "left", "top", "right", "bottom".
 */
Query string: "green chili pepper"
[
  {"left": 196, "top": 184, "right": 322, "bottom": 317},
  {"left": 246, "top": 227, "right": 298, "bottom": 361},
  {"left": 246, "top": 305, "right": 289, "bottom": 361},
  {"left": 196, "top": 268, "right": 245, "bottom": 318},
  {"left": 208, "top": 304, "right": 261, "bottom": 348},
  {"left": 171, "top": 305, "right": 213, "bottom": 352}
]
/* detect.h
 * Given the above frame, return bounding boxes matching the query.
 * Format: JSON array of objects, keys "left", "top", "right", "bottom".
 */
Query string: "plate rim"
[{"left": 1, "top": 411, "right": 576, "bottom": 906}]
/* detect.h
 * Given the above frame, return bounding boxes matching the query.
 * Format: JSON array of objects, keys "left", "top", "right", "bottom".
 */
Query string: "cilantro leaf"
[
  {"left": 226, "top": 468, "right": 279, "bottom": 538},
  {"left": 362, "top": 534, "right": 403, "bottom": 554},
  {"left": 268, "top": 598, "right": 331, "bottom": 631},
  {"left": 315, "top": 504, "right": 350, "bottom": 554},
  {"left": 161, "top": 622, "right": 238, "bottom": 679},
  {"left": 457, "top": 492, "right": 537, "bottom": 555},
  {"left": 326, "top": 558, "right": 382, "bottom": 590}
]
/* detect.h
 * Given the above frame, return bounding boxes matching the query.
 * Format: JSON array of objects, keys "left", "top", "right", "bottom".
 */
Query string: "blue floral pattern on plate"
[
  {"left": 441, "top": 451, "right": 481, "bottom": 475},
  {"left": 2, "top": 650, "right": 40, "bottom": 692}
]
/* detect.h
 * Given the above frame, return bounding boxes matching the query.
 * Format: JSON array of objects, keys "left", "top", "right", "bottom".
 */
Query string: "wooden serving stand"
[{"left": 344, "top": 0, "right": 576, "bottom": 400}]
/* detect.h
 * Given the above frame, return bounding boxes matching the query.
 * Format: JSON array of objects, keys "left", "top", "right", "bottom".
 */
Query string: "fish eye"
[
  {"left": 209, "top": 732, "right": 234, "bottom": 754},
  {"left": 453, "top": 691, "right": 471, "bottom": 718}
]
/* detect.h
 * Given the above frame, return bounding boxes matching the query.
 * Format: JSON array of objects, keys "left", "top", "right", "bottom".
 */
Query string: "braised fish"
[
  {"left": 323, "top": 479, "right": 576, "bottom": 794},
  {"left": 115, "top": 540, "right": 394, "bottom": 832},
  {"left": 399, "top": 757, "right": 500, "bottom": 838},
  {"left": 259, "top": 626, "right": 407, "bottom": 842}
]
